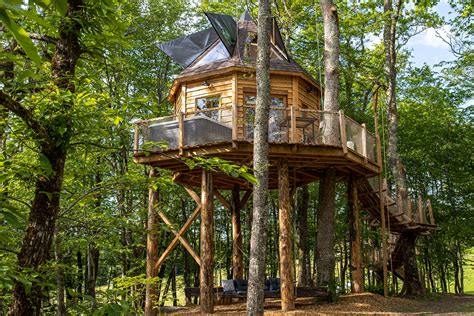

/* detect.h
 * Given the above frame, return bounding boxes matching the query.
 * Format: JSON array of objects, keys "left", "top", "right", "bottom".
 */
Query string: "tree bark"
[
  {"left": 316, "top": 0, "right": 340, "bottom": 295},
  {"left": 145, "top": 168, "right": 159, "bottom": 315},
  {"left": 7, "top": 1, "right": 84, "bottom": 314},
  {"left": 296, "top": 185, "right": 310, "bottom": 286},
  {"left": 400, "top": 232, "right": 423, "bottom": 296},
  {"left": 54, "top": 227, "right": 66, "bottom": 316},
  {"left": 348, "top": 177, "right": 363, "bottom": 293},
  {"left": 278, "top": 161, "right": 295, "bottom": 311},
  {"left": 200, "top": 168, "right": 214, "bottom": 314},
  {"left": 231, "top": 185, "right": 244, "bottom": 279},
  {"left": 85, "top": 243, "right": 100, "bottom": 308},
  {"left": 316, "top": 169, "right": 337, "bottom": 288},
  {"left": 247, "top": 0, "right": 271, "bottom": 314},
  {"left": 383, "top": 0, "right": 423, "bottom": 296}
]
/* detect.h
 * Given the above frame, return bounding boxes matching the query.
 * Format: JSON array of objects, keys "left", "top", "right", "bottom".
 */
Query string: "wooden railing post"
[
  {"left": 339, "top": 110, "right": 348, "bottom": 155},
  {"left": 407, "top": 198, "right": 413, "bottom": 221},
  {"left": 290, "top": 106, "right": 296, "bottom": 143},
  {"left": 178, "top": 111, "right": 184, "bottom": 155},
  {"left": 362, "top": 123, "right": 368, "bottom": 163},
  {"left": 427, "top": 199, "right": 435, "bottom": 225},
  {"left": 134, "top": 124, "right": 139, "bottom": 155},
  {"left": 417, "top": 196, "right": 424, "bottom": 224},
  {"left": 232, "top": 104, "right": 238, "bottom": 142}
]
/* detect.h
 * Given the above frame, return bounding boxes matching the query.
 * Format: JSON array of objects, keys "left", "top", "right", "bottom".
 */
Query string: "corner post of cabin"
[
  {"left": 348, "top": 176, "right": 363, "bottom": 293},
  {"left": 133, "top": 124, "right": 139, "bottom": 155},
  {"left": 277, "top": 159, "right": 295, "bottom": 311},
  {"left": 427, "top": 199, "right": 435, "bottom": 225},
  {"left": 178, "top": 111, "right": 184, "bottom": 155},
  {"left": 230, "top": 184, "right": 243, "bottom": 279},
  {"left": 361, "top": 123, "right": 368, "bottom": 163},
  {"left": 339, "top": 110, "right": 348, "bottom": 155},
  {"left": 200, "top": 168, "right": 214, "bottom": 314},
  {"left": 417, "top": 196, "right": 424, "bottom": 224}
]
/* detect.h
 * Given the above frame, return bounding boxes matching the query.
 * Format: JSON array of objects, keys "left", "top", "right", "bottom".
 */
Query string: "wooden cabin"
[{"left": 133, "top": 11, "right": 435, "bottom": 313}]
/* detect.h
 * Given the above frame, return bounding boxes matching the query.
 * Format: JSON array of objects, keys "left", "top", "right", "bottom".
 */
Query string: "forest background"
[{"left": 0, "top": 0, "right": 472, "bottom": 314}]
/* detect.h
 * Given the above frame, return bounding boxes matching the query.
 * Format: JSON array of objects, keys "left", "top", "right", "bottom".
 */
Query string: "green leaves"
[{"left": 0, "top": 6, "right": 41, "bottom": 65}]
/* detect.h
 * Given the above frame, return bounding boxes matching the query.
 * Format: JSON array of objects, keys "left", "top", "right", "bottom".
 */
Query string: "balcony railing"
[{"left": 133, "top": 105, "right": 378, "bottom": 164}]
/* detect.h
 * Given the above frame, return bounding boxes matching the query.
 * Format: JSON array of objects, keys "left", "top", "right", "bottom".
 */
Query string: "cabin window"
[
  {"left": 193, "top": 41, "right": 230, "bottom": 67},
  {"left": 243, "top": 94, "right": 288, "bottom": 142},
  {"left": 196, "top": 95, "right": 221, "bottom": 121}
]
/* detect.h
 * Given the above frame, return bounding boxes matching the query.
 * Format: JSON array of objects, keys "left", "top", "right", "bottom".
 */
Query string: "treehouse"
[{"left": 133, "top": 11, "right": 436, "bottom": 313}]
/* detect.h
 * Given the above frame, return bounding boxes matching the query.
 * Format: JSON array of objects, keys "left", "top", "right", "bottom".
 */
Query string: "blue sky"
[{"left": 405, "top": 0, "right": 456, "bottom": 67}]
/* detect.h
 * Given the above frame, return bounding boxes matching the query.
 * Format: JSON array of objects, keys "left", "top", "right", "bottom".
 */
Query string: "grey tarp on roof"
[
  {"left": 205, "top": 12, "right": 237, "bottom": 56},
  {"left": 157, "top": 28, "right": 219, "bottom": 68}
]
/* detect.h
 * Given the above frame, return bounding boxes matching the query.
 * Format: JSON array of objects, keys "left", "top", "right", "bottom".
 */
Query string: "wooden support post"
[
  {"left": 145, "top": 168, "right": 159, "bottom": 316},
  {"left": 134, "top": 125, "right": 140, "bottom": 155},
  {"left": 427, "top": 199, "right": 435, "bottom": 225},
  {"left": 339, "top": 110, "right": 348, "bottom": 155},
  {"left": 379, "top": 175, "right": 388, "bottom": 297},
  {"left": 407, "top": 198, "right": 413, "bottom": 221},
  {"left": 348, "top": 177, "right": 363, "bottom": 293},
  {"left": 290, "top": 106, "right": 297, "bottom": 143},
  {"left": 200, "top": 168, "right": 214, "bottom": 314},
  {"left": 231, "top": 185, "right": 244, "bottom": 279},
  {"left": 232, "top": 103, "right": 238, "bottom": 142},
  {"left": 178, "top": 111, "right": 184, "bottom": 155},
  {"left": 417, "top": 196, "right": 424, "bottom": 224},
  {"left": 362, "top": 123, "right": 368, "bottom": 163},
  {"left": 278, "top": 160, "right": 295, "bottom": 311}
]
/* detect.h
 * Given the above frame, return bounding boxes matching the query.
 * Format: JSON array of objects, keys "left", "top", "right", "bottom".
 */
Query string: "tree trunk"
[
  {"left": 296, "top": 185, "right": 310, "bottom": 286},
  {"left": 7, "top": 1, "right": 83, "bottom": 314},
  {"left": 54, "top": 227, "right": 66, "bottom": 316},
  {"left": 145, "top": 168, "right": 159, "bottom": 315},
  {"left": 231, "top": 185, "right": 243, "bottom": 279},
  {"left": 278, "top": 161, "right": 295, "bottom": 311},
  {"left": 316, "top": 0, "right": 340, "bottom": 296},
  {"left": 246, "top": 0, "right": 271, "bottom": 314},
  {"left": 316, "top": 169, "right": 337, "bottom": 289},
  {"left": 348, "top": 177, "right": 363, "bottom": 293},
  {"left": 400, "top": 232, "right": 423, "bottom": 296},
  {"left": 77, "top": 251, "right": 83, "bottom": 302},
  {"left": 85, "top": 243, "right": 100, "bottom": 308},
  {"left": 383, "top": 0, "right": 423, "bottom": 296},
  {"left": 200, "top": 168, "right": 214, "bottom": 314}
]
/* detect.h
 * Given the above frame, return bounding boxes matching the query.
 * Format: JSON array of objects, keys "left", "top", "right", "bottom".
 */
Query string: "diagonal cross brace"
[{"left": 154, "top": 185, "right": 202, "bottom": 272}]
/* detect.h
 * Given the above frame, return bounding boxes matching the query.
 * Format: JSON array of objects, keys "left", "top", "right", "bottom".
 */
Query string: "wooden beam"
[
  {"left": 200, "top": 168, "right": 214, "bottom": 314},
  {"left": 155, "top": 205, "right": 201, "bottom": 271},
  {"left": 145, "top": 168, "right": 159, "bottom": 315},
  {"left": 214, "top": 190, "right": 231, "bottom": 210},
  {"left": 418, "top": 196, "right": 424, "bottom": 224},
  {"left": 157, "top": 211, "right": 201, "bottom": 266},
  {"left": 240, "top": 189, "right": 252, "bottom": 207},
  {"left": 231, "top": 185, "right": 243, "bottom": 279},
  {"left": 182, "top": 183, "right": 201, "bottom": 206},
  {"left": 339, "top": 110, "right": 348, "bottom": 155},
  {"left": 290, "top": 106, "right": 297, "bottom": 143},
  {"left": 348, "top": 176, "right": 363, "bottom": 293},
  {"left": 178, "top": 111, "right": 184, "bottom": 155},
  {"left": 134, "top": 125, "right": 139, "bottom": 155},
  {"left": 278, "top": 160, "right": 295, "bottom": 311},
  {"left": 427, "top": 199, "right": 435, "bottom": 225},
  {"left": 406, "top": 198, "right": 413, "bottom": 221},
  {"left": 362, "top": 123, "right": 368, "bottom": 163}
]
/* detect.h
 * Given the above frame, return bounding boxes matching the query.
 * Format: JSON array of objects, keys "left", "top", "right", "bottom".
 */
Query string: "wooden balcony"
[{"left": 133, "top": 105, "right": 380, "bottom": 189}]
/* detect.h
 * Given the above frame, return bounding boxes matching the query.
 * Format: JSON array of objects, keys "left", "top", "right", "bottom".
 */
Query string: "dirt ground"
[{"left": 166, "top": 292, "right": 474, "bottom": 315}]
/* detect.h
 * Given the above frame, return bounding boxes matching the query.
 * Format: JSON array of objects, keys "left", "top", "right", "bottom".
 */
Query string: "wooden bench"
[{"left": 184, "top": 286, "right": 328, "bottom": 302}]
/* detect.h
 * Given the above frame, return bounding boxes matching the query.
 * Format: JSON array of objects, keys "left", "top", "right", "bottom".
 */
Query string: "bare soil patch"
[{"left": 171, "top": 292, "right": 474, "bottom": 315}]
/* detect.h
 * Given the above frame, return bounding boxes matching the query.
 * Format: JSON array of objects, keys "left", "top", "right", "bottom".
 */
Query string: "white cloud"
[{"left": 409, "top": 26, "right": 452, "bottom": 49}]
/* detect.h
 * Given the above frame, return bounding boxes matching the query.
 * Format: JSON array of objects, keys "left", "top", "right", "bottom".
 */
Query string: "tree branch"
[{"left": 0, "top": 90, "right": 49, "bottom": 142}]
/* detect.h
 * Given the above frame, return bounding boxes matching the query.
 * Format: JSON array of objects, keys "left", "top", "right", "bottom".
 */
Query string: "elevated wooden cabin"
[{"left": 133, "top": 11, "right": 435, "bottom": 313}]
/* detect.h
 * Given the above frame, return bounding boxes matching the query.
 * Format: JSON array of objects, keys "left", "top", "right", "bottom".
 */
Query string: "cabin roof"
[{"left": 158, "top": 10, "right": 322, "bottom": 100}]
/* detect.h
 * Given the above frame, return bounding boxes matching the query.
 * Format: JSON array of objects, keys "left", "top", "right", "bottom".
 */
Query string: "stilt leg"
[{"left": 200, "top": 168, "right": 214, "bottom": 314}]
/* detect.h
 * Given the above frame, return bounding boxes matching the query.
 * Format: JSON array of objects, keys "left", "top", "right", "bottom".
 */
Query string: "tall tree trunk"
[
  {"left": 296, "top": 185, "right": 310, "bottom": 286},
  {"left": 383, "top": 0, "right": 423, "bottom": 296},
  {"left": 77, "top": 251, "right": 83, "bottom": 302},
  {"left": 400, "top": 232, "right": 423, "bottom": 296},
  {"left": 246, "top": 0, "right": 271, "bottom": 314},
  {"left": 231, "top": 185, "right": 243, "bottom": 279},
  {"left": 145, "top": 168, "right": 159, "bottom": 315},
  {"left": 7, "top": 1, "right": 83, "bottom": 314},
  {"left": 54, "top": 227, "right": 66, "bottom": 316},
  {"left": 85, "top": 243, "right": 100, "bottom": 308},
  {"left": 316, "top": 0, "right": 340, "bottom": 295}
]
